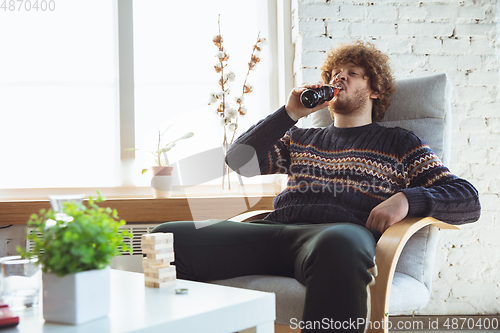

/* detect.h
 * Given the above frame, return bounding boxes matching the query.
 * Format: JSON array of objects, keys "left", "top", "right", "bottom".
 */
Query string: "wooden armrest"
[
  {"left": 230, "top": 210, "right": 273, "bottom": 222},
  {"left": 368, "top": 217, "right": 460, "bottom": 333}
]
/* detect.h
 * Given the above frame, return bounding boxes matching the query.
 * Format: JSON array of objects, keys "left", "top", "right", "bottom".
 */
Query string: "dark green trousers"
[{"left": 151, "top": 220, "right": 378, "bottom": 332}]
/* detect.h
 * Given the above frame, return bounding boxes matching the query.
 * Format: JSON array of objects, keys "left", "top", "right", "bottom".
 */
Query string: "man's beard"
[{"left": 329, "top": 87, "right": 371, "bottom": 118}]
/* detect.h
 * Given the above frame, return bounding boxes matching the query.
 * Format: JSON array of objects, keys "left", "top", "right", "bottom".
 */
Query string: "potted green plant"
[
  {"left": 17, "top": 192, "right": 132, "bottom": 325},
  {"left": 126, "top": 128, "right": 194, "bottom": 198}
]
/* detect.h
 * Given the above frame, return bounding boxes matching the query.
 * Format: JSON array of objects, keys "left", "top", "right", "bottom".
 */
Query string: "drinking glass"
[{"left": 0, "top": 256, "right": 41, "bottom": 310}]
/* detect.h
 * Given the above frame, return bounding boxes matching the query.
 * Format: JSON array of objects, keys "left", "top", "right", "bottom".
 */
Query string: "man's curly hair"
[{"left": 320, "top": 41, "right": 395, "bottom": 121}]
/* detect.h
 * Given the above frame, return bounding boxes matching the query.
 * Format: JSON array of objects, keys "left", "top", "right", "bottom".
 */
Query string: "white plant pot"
[
  {"left": 42, "top": 266, "right": 110, "bottom": 325},
  {"left": 151, "top": 175, "right": 173, "bottom": 198}
]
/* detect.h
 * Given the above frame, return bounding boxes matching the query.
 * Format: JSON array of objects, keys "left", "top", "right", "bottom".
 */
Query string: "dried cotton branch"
[{"left": 208, "top": 15, "right": 265, "bottom": 190}]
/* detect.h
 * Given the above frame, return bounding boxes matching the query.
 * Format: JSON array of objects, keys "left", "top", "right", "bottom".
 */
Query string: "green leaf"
[
  {"left": 141, "top": 168, "right": 149, "bottom": 174},
  {"left": 174, "top": 132, "right": 194, "bottom": 141},
  {"left": 165, "top": 132, "right": 195, "bottom": 146},
  {"left": 20, "top": 190, "right": 130, "bottom": 276},
  {"left": 63, "top": 230, "right": 73, "bottom": 243}
]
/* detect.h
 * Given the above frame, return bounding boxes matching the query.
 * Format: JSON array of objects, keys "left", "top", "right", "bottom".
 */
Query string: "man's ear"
[{"left": 370, "top": 91, "right": 379, "bottom": 99}]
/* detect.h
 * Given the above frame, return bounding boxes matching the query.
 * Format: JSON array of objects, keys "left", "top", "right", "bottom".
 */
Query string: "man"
[{"left": 152, "top": 41, "right": 480, "bottom": 332}]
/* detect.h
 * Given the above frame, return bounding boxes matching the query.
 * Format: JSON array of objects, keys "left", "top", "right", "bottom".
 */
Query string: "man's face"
[{"left": 328, "top": 63, "right": 374, "bottom": 117}]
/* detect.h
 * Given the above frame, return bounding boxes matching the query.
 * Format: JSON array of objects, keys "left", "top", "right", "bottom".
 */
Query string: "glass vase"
[{"left": 221, "top": 142, "right": 239, "bottom": 193}]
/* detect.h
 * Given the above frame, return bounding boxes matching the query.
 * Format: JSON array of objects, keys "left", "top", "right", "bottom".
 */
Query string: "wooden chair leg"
[
  {"left": 367, "top": 217, "right": 459, "bottom": 333},
  {"left": 275, "top": 323, "right": 296, "bottom": 332},
  {"left": 238, "top": 324, "right": 295, "bottom": 333}
]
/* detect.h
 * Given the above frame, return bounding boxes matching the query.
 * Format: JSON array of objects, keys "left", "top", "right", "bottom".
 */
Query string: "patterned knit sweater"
[{"left": 226, "top": 106, "right": 481, "bottom": 227}]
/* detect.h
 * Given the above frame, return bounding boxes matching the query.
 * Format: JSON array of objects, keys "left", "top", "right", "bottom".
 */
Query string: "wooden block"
[
  {"left": 143, "top": 265, "right": 176, "bottom": 274},
  {"left": 142, "top": 254, "right": 174, "bottom": 266},
  {"left": 142, "top": 233, "right": 173, "bottom": 241},
  {"left": 141, "top": 238, "right": 170, "bottom": 246},
  {"left": 145, "top": 275, "right": 176, "bottom": 284},
  {"left": 145, "top": 270, "right": 176, "bottom": 279},
  {"left": 141, "top": 233, "right": 173, "bottom": 244},
  {"left": 142, "top": 260, "right": 171, "bottom": 269},
  {"left": 142, "top": 242, "right": 174, "bottom": 251},
  {"left": 142, "top": 244, "right": 174, "bottom": 254},
  {"left": 146, "top": 251, "right": 174, "bottom": 260},
  {"left": 143, "top": 252, "right": 174, "bottom": 263},
  {"left": 145, "top": 279, "right": 176, "bottom": 288}
]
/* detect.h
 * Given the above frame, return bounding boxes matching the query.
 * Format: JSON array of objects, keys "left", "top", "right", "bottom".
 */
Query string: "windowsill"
[{"left": 0, "top": 186, "right": 277, "bottom": 225}]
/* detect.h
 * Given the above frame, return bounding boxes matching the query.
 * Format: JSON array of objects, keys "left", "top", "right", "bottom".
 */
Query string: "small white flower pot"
[
  {"left": 151, "top": 166, "right": 173, "bottom": 198},
  {"left": 151, "top": 166, "right": 173, "bottom": 176},
  {"left": 151, "top": 176, "right": 173, "bottom": 198},
  {"left": 42, "top": 267, "right": 110, "bottom": 325}
]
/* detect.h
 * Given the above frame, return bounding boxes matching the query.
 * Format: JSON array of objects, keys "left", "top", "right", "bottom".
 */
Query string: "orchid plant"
[
  {"left": 208, "top": 15, "right": 266, "bottom": 189},
  {"left": 126, "top": 126, "right": 194, "bottom": 174}
]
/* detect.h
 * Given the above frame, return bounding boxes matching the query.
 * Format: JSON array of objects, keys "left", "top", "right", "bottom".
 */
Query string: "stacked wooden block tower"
[{"left": 141, "top": 233, "right": 176, "bottom": 288}]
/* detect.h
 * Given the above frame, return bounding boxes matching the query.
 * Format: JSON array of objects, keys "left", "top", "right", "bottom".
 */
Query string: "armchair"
[{"left": 210, "top": 73, "right": 459, "bottom": 333}]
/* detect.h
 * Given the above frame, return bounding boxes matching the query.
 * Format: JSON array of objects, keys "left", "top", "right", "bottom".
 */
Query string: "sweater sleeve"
[
  {"left": 225, "top": 106, "right": 298, "bottom": 177},
  {"left": 398, "top": 132, "right": 481, "bottom": 225}
]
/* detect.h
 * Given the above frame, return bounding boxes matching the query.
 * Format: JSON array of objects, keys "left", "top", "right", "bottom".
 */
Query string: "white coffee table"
[{"left": 4, "top": 269, "right": 276, "bottom": 333}]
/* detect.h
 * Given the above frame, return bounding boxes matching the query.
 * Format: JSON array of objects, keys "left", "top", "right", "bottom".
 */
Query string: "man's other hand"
[
  {"left": 366, "top": 192, "right": 409, "bottom": 233},
  {"left": 285, "top": 82, "right": 330, "bottom": 121}
]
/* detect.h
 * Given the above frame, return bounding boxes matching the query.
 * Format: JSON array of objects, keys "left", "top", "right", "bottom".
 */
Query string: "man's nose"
[{"left": 332, "top": 73, "right": 346, "bottom": 83}]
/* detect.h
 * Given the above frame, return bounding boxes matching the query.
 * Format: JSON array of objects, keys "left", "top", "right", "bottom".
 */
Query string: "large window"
[
  {"left": 131, "top": 0, "right": 273, "bottom": 187},
  {"left": 0, "top": 0, "right": 283, "bottom": 197},
  {"left": 0, "top": 0, "right": 117, "bottom": 189}
]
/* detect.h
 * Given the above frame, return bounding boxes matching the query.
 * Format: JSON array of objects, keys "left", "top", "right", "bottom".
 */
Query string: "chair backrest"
[{"left": 310, "top": 73, "right": 453, "bottom": 292}]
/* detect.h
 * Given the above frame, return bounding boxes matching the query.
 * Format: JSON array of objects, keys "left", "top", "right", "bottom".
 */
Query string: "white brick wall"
[{"left": 293, "top": 0, "right": 500, "bottom": 315}]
